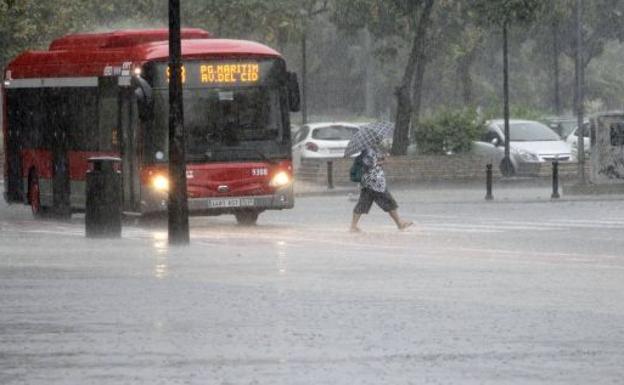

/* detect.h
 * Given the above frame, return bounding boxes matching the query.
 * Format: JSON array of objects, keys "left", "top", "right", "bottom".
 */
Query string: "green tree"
[
  {"left": 334, "top": 0, "right": 437, "bottom": 156},
  {"left": 532, "top": 0, "right": 567, "bottom": 114},
  {"left": 0, "top": 0, "right": 164, "bottom": 67},
  {"left": 429, "top": 0, "right": 485, "bottom": 107},
  {"left": 557, "top": 0, "right": 624, "bottom": 116},
  {"left": 415, "top": 108, "right": 485, "bottom": 155},
  {"left": 471, "top": 0, "right": 543, "bottom": 175},
  {"left": 530, "top": 0, "right": 624, "bottom": 115}
]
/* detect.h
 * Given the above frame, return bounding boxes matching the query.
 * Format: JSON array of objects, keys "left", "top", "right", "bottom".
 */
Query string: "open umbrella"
[{"left": 344, "top": 121, "right": 394, "bottom": 157}]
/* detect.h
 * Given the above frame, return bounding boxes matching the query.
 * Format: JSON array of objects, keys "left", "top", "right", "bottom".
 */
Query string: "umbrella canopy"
[{"left": 344, "top": 121, "right": 394, "bottom": 157}]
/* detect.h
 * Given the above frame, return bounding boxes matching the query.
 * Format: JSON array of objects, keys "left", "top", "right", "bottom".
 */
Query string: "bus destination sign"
[
  {"left": 201, "top": 63, "right": 259, "bottom": 84},
  {"left": 165, "top": 62, "right": 260, "bottom": 86}
]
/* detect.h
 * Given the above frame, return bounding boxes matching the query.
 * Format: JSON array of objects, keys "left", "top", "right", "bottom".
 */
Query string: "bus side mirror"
[
  {"left": 287, "top": 72, "right": 300, "bottom": 112},
  {"left": 132, "top": 77, "right": 153, "bottom": 120}
]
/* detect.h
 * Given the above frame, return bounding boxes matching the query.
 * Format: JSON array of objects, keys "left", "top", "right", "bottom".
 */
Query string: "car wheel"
[{"left": 235, "top": 210, "right": 259, "bottom": 226}]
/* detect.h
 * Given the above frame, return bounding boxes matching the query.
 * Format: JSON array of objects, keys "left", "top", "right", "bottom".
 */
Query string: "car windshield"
[
  {"left": 311, "top": 125, "right": 358, "bottom": 140},
  {"left": 506, "top": 122, "right": 560, "bottom": 141}
]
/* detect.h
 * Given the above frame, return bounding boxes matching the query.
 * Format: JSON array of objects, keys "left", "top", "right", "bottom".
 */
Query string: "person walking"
[{"left": 347, "top": 125, "right": 412, "bottom": 232}]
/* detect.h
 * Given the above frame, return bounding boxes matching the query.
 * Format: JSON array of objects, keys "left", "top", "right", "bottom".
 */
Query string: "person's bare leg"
[
  {"left": 389, "top": 210, "right": 412, "bottom": 230},
  {"left": 350, "top": 213, "right": 362, "bottom": 232}
]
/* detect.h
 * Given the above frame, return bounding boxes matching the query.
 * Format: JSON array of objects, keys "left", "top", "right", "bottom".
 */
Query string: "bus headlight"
[
  {"left": 269, "top": 171, "right": 291, "bottom": 188},
  {"left": 151, "top": 175, "right": 169, "bottom": 192}
]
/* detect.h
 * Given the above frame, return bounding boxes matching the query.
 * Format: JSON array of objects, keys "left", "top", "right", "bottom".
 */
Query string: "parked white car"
[
  {"left": 564, "top": 121, "right": 591, "bottom": 160},
  {"left": 473, "top": 119, "right": 573, "bottom": 175},
  {"left": 292, "top": 122, "right": 360, "bottom": 169}
]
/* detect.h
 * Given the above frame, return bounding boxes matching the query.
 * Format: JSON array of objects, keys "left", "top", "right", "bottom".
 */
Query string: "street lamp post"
[
  {"left": 575, "top": 0, "right": 586, "bottom": 183},
  {"left": 300, "top": 12, "right": 308, "bottom": 124},
  {"left": 168, "top": 0, "right": 190, "bottom": 245},
  {"left": 501, "top": 20, "right": 513, "bottom": 177}
]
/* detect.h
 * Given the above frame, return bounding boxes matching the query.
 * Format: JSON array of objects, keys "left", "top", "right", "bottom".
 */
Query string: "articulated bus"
[{"left": 2, "top": 29, "right": 300, "bottom": 224}]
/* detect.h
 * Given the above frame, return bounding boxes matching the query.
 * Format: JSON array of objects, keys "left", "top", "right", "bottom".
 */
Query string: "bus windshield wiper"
[{"left": 250, "top": 148, "right": 277, "bottom": 164}]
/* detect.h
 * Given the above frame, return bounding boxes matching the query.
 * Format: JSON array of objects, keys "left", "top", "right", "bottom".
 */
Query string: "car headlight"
[
  {"left": 269, "top": 171, "right": 291, "bottom": 188},
  {"left": 512, "top": 148, "right": 538, "bottom": 161},
  {"left": 151, "top": 175, "right": 169, "bottom": 192}
]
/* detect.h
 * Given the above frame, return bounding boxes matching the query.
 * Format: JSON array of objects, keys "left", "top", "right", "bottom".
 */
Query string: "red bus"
[{"left": 2, "top": 29, "right": 300, "bottom": 224}]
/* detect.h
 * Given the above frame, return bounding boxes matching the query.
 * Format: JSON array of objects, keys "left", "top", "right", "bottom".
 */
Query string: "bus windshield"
[{"left": 146, "top": 59, "right": 288, "bottom": 163}]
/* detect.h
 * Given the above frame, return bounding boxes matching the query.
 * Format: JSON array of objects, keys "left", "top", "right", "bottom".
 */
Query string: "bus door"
[
  {"left": 118, "top": 88, "right": 140, "bottom": 211},
  {"left": 5, "top": 91, "right": 23, "bottom": 202},
  {"left": 97, "top": 79, "right": 137, "bottom": 212},
  {"left": 48, "top": 88, "right": 71, "bottom": 216}
]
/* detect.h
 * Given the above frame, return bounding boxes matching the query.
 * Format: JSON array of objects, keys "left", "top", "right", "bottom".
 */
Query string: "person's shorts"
[{"left": 353, "top": 188, "right": 398, "bottom": 214}]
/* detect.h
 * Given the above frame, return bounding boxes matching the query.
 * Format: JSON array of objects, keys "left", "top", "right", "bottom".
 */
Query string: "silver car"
[{"left": 473, "top": 119, "right": 573, "bottom": 175}]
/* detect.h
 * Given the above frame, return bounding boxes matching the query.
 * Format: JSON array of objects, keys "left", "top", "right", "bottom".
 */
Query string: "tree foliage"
[
  {"left": 471, "top": 0, "right": 544, "bottom": 26},
  {"left": 415, "top": 108, "right": 486, "bottom": 155},
  {"left": 334, "top": 0, "right": 437, "bottom": 155},
  {"left": 556, "top": 0, "right": 624, "bottom": 65},
  {"left": 2, "top": 0, "right": 624, "bottom": 151}
]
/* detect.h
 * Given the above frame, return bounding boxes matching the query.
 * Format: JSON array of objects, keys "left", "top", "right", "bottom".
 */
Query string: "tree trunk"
[
  {"left": 457, "top": 48, "right": 477, "bottom": 106},
  {"left": 391, "top": 0, "right": 435, "bottom": 156},
  {"left": 391, "top": 43, "right": 417, "bottom": 155},
  {"left": 393, "top": 84, "right": 412, "bottom": 155},
  {"left": 410, "top": 48, "right": 428, "bottom": 138},
  {"left": 363, "top": 28, "right": 375, "bottom": 118}
]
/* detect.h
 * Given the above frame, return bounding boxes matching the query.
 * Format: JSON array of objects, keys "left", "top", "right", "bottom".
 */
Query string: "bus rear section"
[{"left": 2, "top": 29, "right": 300, "bottom": 224}]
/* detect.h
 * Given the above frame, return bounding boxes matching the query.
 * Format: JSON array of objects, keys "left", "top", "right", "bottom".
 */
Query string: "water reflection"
[
  {"left": 152, "top": 231, "right": 168, "bottom": 279},
  {"left": 276, "top": 240, "right": 287, "bottom": 275}
]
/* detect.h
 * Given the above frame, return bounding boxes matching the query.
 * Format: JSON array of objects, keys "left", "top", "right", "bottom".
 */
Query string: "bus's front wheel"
[{"left": 235, "top": 210, "right": 259, "bottom": 226}]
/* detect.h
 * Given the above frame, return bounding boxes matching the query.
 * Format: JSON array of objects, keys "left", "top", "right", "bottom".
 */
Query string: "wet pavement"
[{"left": 1, "top": 185, "right": 624, "bottom": 384}]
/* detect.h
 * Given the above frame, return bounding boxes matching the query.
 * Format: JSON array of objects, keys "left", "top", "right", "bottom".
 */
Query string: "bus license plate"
[{"left": 208, "top": 198, "right": 254, "bottom": 208}]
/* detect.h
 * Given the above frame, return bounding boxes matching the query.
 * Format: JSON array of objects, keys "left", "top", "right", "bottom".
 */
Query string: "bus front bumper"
[{"left": 140, "top": 185, "right": 294, "bottom": 215}]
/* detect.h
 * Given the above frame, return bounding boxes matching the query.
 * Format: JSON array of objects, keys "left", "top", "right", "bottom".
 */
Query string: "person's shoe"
[
  {"left": 398, "top": 221, "right": 413, "bottom": 230},
  {"left": 349, "top": 226, "right": 362, "bottom": 233}
]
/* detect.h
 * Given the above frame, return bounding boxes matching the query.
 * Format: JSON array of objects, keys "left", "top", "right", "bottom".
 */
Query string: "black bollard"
[
  {"left": 327, "top": 160, "right": 334, "bottom": 189},
  {"left": 485, "top": 163, "right": 493, "bottom": 200},
  {"left": 85, "top": 157, "right": 122, "bottom": 238},
  {"left": 551, "top": 160, "right": 560, "bottom": 199}
]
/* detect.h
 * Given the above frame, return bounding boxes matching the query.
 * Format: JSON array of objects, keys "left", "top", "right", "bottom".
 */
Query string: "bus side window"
[
  {"left": 11, "top": 89, "right": 47, "bottom": 149},
  {"left": 67, "top": 88, "right": 98, "bottom": 151}
]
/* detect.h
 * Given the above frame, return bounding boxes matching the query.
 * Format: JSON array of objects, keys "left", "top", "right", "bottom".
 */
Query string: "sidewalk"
[{"left": 294, "top": 177, "right": 624, "bottom": 204}]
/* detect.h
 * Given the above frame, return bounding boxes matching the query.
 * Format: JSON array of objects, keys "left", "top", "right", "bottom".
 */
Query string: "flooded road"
[{"left": 1, "top": 188, "right": 624, "bottom": 384}]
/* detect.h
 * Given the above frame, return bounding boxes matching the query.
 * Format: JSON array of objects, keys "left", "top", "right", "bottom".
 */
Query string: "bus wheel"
[
  {"left": 235, "top": 210, "right": 259, "bottom": 226},
  {"left": 28, "top": 172, "right": 44, "bottom": 217}
]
